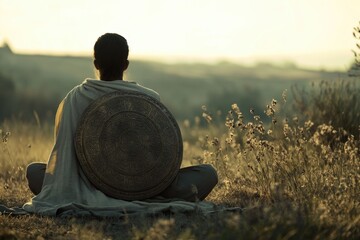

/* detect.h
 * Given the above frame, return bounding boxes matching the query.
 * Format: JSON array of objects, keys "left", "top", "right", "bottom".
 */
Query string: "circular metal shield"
[{"left": 75, "top": 90, "right": 183, "bottom": 200}]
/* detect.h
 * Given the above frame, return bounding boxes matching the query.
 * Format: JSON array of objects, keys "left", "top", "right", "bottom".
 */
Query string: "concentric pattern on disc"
[{"left": 75, "top": 90, "right": 183, "bottom": 200}]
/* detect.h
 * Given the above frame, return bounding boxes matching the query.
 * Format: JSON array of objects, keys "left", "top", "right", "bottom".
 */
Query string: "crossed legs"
[{"left": 26, "top": 163, "right": 218, "bottom": 202}]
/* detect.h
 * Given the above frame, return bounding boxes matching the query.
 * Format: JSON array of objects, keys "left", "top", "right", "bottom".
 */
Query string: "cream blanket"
[{"left": 22, "top": 79, "right": 215, "bottom": 216}]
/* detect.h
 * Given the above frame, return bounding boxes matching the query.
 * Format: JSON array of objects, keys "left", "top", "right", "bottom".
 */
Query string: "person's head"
[{"left": 93, "top": 33, "right": 129, "bottom": 81}]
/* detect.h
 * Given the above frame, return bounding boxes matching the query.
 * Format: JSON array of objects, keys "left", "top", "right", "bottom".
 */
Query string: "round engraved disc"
[{"left": 75, "top": 90, "right": 182, "bottom": 200}]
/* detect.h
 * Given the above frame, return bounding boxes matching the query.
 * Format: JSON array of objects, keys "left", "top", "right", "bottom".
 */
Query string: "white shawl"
[{"left": 23, "top": 79, "right": 214, "bottom": 216}]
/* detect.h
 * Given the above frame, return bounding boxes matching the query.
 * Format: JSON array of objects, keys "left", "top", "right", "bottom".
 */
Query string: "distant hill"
[{"left": 0, "top": 49, "right": 346, "bottom": 122}]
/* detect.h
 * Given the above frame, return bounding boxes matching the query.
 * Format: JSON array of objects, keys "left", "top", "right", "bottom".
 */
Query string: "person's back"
[{"left": 24, "top": 33, "right": 218, "bottom": 215}]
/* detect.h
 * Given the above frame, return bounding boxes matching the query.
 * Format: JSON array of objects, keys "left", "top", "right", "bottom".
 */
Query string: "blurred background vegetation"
[{"left": 1, "top": 42, "right": 356, "bottom": 126}]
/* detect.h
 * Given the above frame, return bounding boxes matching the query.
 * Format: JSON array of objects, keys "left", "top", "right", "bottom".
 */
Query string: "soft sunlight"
[{"left": 0, "top": 0, "right": 359, "bottom": 70}]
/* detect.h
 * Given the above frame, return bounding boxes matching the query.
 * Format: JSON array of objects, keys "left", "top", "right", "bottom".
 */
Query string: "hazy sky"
[{"left": 0, "top": 0, "right": 359, "bottom": 70}]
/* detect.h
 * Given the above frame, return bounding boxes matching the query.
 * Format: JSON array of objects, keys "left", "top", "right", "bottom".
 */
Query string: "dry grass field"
[{"left": 0, "top": 79, "right": 359, "bottom": 239}]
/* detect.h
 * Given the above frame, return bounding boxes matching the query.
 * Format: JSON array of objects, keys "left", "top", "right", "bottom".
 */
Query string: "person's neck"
[{"left": 100, "top": 74, "right": 123, "bottom": 81}]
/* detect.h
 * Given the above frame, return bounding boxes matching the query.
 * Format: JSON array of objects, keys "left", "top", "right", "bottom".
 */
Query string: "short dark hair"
[{"left": 94, "top": 33, "right": 129, "bottom": 78}]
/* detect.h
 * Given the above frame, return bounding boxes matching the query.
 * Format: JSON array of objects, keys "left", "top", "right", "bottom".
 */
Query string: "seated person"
[{"left": 24, "top": 33, "right": 218, "bottom": 215}]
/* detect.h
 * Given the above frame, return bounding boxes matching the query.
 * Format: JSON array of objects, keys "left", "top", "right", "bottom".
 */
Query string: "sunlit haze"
[{"left": 0, "top": 0, "right": 359, "bottom": 70}]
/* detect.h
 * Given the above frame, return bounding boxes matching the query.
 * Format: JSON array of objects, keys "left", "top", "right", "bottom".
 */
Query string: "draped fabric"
[{"left": 22, "top": 79, "right": 215, "bottom": 216}]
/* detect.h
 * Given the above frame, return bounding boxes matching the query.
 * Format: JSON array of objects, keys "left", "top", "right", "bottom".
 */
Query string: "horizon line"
[{"left": 0, "top": 42, "right": 353, "bottom": 72}]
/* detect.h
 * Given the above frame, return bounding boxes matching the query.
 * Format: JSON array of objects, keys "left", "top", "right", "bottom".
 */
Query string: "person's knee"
[
  {"left": 26, "top": 163, "right": 35, "bottom": 180},
  {"left": 159, "top": 164, "right": 218, "bottom": 201},
  {"left": 26, "top": 163, "right": 44, "bottom": 180},
  {"left": 199, "top": 164, "right": 218, "bottom": 187},
  {"left": 192, "top": 164, "right": 218, "bottom": 201},
  {"left": 26, "top": 163, "right": 46, "bottom": 195}
]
